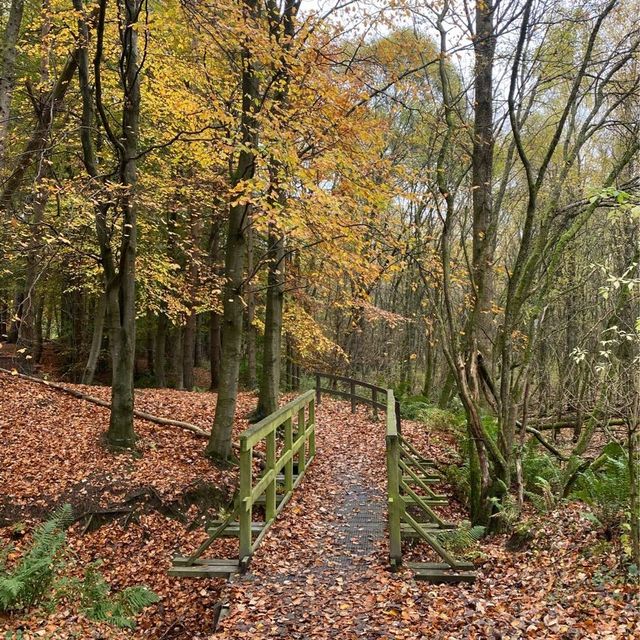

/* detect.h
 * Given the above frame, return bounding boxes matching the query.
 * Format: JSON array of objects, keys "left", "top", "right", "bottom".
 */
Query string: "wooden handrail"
[
  {"left": 241, "top": 390, "right": 314, "bottom": 448},
  {"left": 314, "top": 371, "right": 399, "bottom": 427}
]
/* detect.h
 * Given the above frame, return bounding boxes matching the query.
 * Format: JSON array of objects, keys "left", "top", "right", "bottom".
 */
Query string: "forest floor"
[{"left": 1, "top": 370, "right": 639, "bottom": 639}]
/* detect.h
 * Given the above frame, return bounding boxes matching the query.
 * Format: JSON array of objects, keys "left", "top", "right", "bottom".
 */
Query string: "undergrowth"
[{"left": 0, "top": 506, "right": 158, "bottom": 629}]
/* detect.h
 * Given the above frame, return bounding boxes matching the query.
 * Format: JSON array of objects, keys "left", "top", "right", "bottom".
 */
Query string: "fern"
[
  {"left": 79, "top": 562, "right": 159, "bottom": 629},
  {"left": 0, "top": 506, "right": 157, "bottom": 628},
  {"left": 0, "top": 504, "right": 72, "bottom": 612},
  {"left": 571, "top": 451, "right": 629, "bottom": 534},
  {"left": 436, "top": 521, "right": 485, "bottom": 554}
]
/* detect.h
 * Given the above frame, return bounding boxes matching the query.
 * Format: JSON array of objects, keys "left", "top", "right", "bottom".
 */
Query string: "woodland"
[{"left": 0, "top": 0, "right": 640, "bottom": 637}]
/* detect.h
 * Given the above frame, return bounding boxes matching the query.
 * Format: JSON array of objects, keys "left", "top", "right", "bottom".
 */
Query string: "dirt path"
[{"left": 216, "top": 400, "right": 423, "bottom": 640}]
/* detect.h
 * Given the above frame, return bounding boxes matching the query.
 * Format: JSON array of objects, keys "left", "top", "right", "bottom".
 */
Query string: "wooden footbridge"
[{"left": 169, "top": 373, "right": 476, "bottom": 584}]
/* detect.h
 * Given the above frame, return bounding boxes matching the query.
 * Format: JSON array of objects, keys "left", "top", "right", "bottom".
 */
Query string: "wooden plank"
[
  {"left": 206, "top": 522, "right": 264, "bottom": 537},
  {"left": 386, "top": 390, "right": 398, "bottom": 437},
  {"left": 172, "top": 557, "right": 240, "bottom": 567},
  {"left": 308, "top": 402, "right": 316, "bottom": 457},
  {"left": 400, "top": 480, "right": 448, "bottom": 527},
  {"left": 265, "top": 429, "right": 276, "bottom": 522},
  {"left": 314, "top": 372, "right": 386, "bottom": 394},
  {"left": 400, "top": 522, "right": 456, "bottom": 535},
  {"left": 399, "top": 458, "right": 442, "bottom": 495},
  {"left": 401, "top": 511, "right": 462, "bottom": 567},
  {"left": 297, "top": 406, "right": 306, "bottom": 474},
  {"left": 251, "top": 469, "right": 276, "bottom": 504},
  {"left": 168, "top": 564, "right": 238, "bottom": 578},
  {"left": 399, "top": 436, "right": 436, "bottom": 464},
  {"left": 386, "top": 438, "right": 402, "bottom": 564},
  {"left": 284, "top": 417, "right": 294, "bottom": 492},
  {"left": 238, "top": 446, "right": 253, "bottom": 560},
  {"left": 317, "top": 387, "right": 386, "bottom": 410},
  {"left": 406, "top": 561, "right": 475, "bottom": 570},
  {"left": 411, "top": 568, "right": 476, "bottom": 584},
  {"left": 402, "top": 495, "right": 448, "bottom": 506}
]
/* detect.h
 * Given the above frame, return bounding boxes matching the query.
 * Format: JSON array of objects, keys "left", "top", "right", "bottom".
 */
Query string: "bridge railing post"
[
  {"left": 315, "top": 373, "right": 321, "bottom": 405},
  {"left": 386, "top": 389, "right": 403, "bottom": 569},
  {"left": 238, "top": 436, "right": 253, "bottom": 566}
]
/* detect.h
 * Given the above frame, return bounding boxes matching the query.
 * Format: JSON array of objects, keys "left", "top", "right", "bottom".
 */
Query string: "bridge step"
[
  {"left": 400, "top": 522, "right": 456, "bottom": 535},
  {"left": 406, "top": 473, "right": 441, "bottom": 483},
  {"left": 407, "top": 561, "right": 476, "bottom": 584},
  {"left": 168, "top": 558, "right": 240, "bottom": 578},
  {"left": 403, "top": 458, "right": 437, "bottom": 468},
  {"left": 206, "top": 522, "right": 265, "bottom": 537},
  {"left": 401, "top": 495, "right": 448, "bottom": 506}
]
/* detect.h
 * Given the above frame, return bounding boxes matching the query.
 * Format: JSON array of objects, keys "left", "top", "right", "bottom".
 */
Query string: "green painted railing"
[
  {"left": 237, "top": 390, "right": 316, "bottom": 564},
  {"left": 385, "top": 389, "right": 403, "bottom": 568},
  {"left": 169, "top": 390, "right": 316, "bottom": 578},
  {"left": 385, "top": 388, "right": 476, "bottom": 581}
]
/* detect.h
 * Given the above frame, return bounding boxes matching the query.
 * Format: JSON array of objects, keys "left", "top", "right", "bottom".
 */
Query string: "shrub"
[{"left": 399, "top": 396, "right": 460, "bottom": 432}]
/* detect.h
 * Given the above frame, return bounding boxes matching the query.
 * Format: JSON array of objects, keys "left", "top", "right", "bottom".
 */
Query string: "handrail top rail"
[
  {"left": 240, "top": 389, "right": 315, "bottom": 448},
  {"left": 386, "top": 389, "right": 398, "bottom": 437},
  {"left": 313, "top": 371, "right": 386, "bottom": 394}
]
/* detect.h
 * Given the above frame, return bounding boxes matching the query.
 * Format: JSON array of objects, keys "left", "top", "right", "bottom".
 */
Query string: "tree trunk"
[
  {"left": 168, "top": 325, "right": 184, "bottom": 389},
  {"left": 254, "top": 229, "right": 284, "bottom": 420},
  {"left": 245, "top": 224, "right": 257, "bottom": 389},
  {"left": 0, "top": 0, "right": 25, "bottom": 166},
  {"left": 183, "top": 310, "right": 196, "bottom": 390},
  {"left": 82, "top": 293, "right": 106, "bottom": 385},
  {"left": 84, "top": 0, "right": 142, "bottom": 448},
  {"left": 209, "top": 310, "right": 221, "bottom": 390},
  {"left": 206, "top": 0, "right": 259, "bottom": 461},
  {"left": 206, "top": 202, "right": 249, "bottom": 459},
  {"left": 155, "top": 313, "right": 167, "bottom": 387}
]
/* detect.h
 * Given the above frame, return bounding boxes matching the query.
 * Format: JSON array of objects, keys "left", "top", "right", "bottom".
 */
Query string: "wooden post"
[
  {"left": 395, "top": 399, "right": 402, "bottom": 435},
  {"left": 297, "top": 406, "right": 306, "bottom": 474},
  {"left": 309, "top": 398, "right": 316, "bottom": 457},
  {"left": 350, "top": 380, "right": 356, "bottom": 413},
  {"left": 238, "top": 437, "right": 253, "bottom": 563},
  {"left": 386, "top": 389, "right": 403, "bottom": 568},
  {"left": 315, "top": 373, "right": 321, "bottom": 405},
  {"left": 372, "top": 388, "right": 378, "bottom": 421},
  {"left": 387, "top": 439, "right": 402, "bottom": 567},
  {"left": 265, "top": 429, "right": 276, "bottom": 523},
  {"left": 284, "top": 416, "right": 294, "bottom": 492}
]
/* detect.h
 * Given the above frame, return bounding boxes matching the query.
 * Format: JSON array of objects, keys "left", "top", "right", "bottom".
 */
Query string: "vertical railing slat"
[
  {"left": 297, "top": 406, "right": 306, "bottom": 474},
  {"left": 284, "top": 416, "right": 294, "bottom": 492},
  {"left": 309, "top": 398, "right": 316, "bottom": 457},
  {"left": 265, "top": 429, "right": 276, "bottom": 523}
]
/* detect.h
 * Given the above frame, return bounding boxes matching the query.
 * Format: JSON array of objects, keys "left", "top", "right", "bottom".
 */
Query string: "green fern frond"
[{"left": 0, "top": 504, "right": 72, "bottom": 612}]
